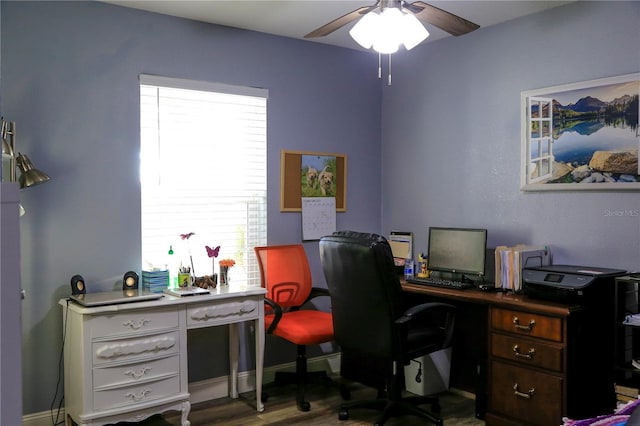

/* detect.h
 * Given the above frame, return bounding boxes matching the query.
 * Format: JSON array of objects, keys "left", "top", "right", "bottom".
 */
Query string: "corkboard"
[{"left": 280, "top": 150, "right": 347, "bottom": 212}]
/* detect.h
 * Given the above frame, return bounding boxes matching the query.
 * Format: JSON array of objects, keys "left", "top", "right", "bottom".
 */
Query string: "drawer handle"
[
  {"left": 513, "top": 383, "right": 535, "bottom": 399},
  {"left": 512, "top": 316, "right": 536, "bottom": 332},
  {"left": 122, "top": 319, "right": 150, "bottom": 330},
  {"left": 124, "top": 366, "right": 151, "bottom": 379},
  {"left": 512, "top": 344, "right": 536, "bottom": 360},
  {"left": 125, "top": 388, "right": 151, "bottom": 401}
]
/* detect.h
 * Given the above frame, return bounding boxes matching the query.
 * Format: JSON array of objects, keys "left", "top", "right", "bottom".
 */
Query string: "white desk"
[{"left": 60, "top": 284, "right": 265, "bottom": 426}]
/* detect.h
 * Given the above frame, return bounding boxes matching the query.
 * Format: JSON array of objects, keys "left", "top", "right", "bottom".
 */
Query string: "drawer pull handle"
[
  {"left": 512, "top": 316, "right": 536, "bottom": 332},
  {"left": 513, "top": 383, "right": 535, "bottom": 399},
  {"left": 512, "top": 344, "right": 536, "bottom": 360},
  {"left": 124, "top": 367, "right": 151, "bottom": 379},
  {"left": 125, "top": 388, "right": 151, "bottom": 401},
  {"left": 122, "top": 319, "right": 150, "bottom": 330}
]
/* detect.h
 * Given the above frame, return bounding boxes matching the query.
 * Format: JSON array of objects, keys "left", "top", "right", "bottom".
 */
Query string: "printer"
[{"left": 522, "top": 264, "right": 626, "bottom": 303}]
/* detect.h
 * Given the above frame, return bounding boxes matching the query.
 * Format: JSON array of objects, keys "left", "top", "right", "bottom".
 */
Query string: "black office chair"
[{"left": 319, "top": 231, "right": 456, "bottom": 426}]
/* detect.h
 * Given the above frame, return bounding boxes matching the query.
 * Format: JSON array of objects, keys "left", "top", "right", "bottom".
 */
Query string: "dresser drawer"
[
  {"left": 88, "top": 306, "right": 180, "bottom": 338},
  {"left": 187, "top": 299, "right": 259, "bottom": 327},
  {"left": 93, "top": 374, "right": 180, "bottom": 411},
  {"left": 491, "top": 307, "right": 563, "bottom": 342},
  {"left": 491, "top": 333, "right": 564, "bottom": 372},
  {"left": 93, "top": 330, "right": 180, "bottom": 365},
  {"left": 93, "top": 354, "right": 180, "bottom": 388},
  {"left": 489, "top": 360, "right": 563, "bottom": 426}
]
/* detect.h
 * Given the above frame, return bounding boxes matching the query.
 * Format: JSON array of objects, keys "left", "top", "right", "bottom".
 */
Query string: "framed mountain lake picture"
[{"left": 520, "top": 73, "right": 639, "bottom": 191}]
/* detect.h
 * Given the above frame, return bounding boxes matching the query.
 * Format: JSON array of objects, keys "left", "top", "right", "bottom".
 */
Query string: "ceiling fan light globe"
[
  {"left": 402, "top": 13, "right": 429, "bottom": 50},
  {"left": 373, "top": 39, "right": 400, "bottom": 54},
  {"left": 373, "top": 8, "right": 404, "bottom": 54},
  {"left": 349, "top": 11, "right": 379, "bottom": 49}
]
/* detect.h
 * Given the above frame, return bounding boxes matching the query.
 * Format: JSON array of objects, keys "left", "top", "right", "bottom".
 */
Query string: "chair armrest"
[
  {"left": 264, "top": 297, "right": 283, "bottom": 334},
  {"left": 396, "top": 302, "right": 456, "bottom": 348},
  {"left": 306, "top": 286, "right": 330, "bottom": 302},
  {"left": 399, "top": 302, "right": 456, "bottom": 322}
]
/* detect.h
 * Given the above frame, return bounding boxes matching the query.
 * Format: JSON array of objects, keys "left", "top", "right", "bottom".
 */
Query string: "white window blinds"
[{"left": 139, "top": 75, "right": 267, "bottom": 285}]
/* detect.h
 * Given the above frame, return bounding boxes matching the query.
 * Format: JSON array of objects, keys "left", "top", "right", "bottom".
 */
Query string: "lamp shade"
[
  {"left": 349, "top": 11, "right": 380, "bottom": 49},
  {"left": 16, "top": 153, "right": 51, "bottom": 189},
  {"left": 402, "top": 13, "right": 430, "bottom": 50},
  {"left": 350, "top": 7, "right": 429, "bottom": 54}
]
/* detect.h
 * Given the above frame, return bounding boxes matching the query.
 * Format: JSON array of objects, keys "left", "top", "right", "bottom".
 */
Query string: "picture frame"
[
  {"left": 280, "top": 150, "right": 347, "bottom": 212},
  {"left": 520, "top": 73, "right": 639, "bottom": 191}
]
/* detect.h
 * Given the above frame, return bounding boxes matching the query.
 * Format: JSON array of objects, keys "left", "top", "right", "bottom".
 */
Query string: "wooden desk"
[
  {"left": 60, "top": 284, "right": 265, "bottom": 426},
  {"left": 401, "top": 281, "right": 614, "bottom": 426}
]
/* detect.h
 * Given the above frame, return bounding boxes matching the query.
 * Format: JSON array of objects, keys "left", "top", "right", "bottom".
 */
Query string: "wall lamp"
[
  {"left": 2, "top": 119, "right": 50, "bottom": 216},
  {"left": 1, "top": 119, "right": 51, "bottom": 189}
]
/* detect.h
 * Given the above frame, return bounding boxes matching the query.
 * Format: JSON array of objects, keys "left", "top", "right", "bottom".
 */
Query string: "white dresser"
[{"left": 60, "top": 285, "right": 265, "bottom": 426}]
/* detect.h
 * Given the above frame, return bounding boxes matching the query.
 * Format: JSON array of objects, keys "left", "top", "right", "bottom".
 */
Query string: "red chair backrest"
[{"left": 254, "top": 244, "right": 313, "bottom": 309}]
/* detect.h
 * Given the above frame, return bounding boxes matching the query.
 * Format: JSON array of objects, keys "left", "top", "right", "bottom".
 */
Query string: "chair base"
[
  {"left": 338, "top": 394, "right": 442, "bottom": 426},
  {"left": 271, "top": 370, "right": 351, "bottom": 412}
]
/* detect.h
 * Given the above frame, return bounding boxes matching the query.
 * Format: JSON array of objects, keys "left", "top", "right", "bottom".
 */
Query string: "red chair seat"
[{"left": 265, "top": 310, "right": 334, "bottom": 345}]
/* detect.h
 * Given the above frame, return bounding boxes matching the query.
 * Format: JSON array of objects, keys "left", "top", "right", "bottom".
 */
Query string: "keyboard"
[{"left": 406, "top": 277, "right": 475, "bottom": 290}]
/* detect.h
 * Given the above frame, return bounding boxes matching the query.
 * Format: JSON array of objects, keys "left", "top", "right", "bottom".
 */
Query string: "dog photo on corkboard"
[{"left": 301, "top": 154, "right": 336, "bottom": 198}]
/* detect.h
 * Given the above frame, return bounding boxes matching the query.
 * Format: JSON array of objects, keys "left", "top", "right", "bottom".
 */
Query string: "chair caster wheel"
[
  {"left": 261, "top": 392, "right": 269, "bottom": 403},
  {"left": 297, "top": 400, "right": 311, "bottom": 412},
  {"left": 338, "top": 409, "right": 349, "bottom": 420}
]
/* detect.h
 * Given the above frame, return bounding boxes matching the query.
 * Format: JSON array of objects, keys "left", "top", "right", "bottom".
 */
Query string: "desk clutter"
[
  {"left": 142, "top": 269, "right": 170, "bottom": 293},
  {"left": 494, "top": 245, "right": 551, "bottom": 291}
]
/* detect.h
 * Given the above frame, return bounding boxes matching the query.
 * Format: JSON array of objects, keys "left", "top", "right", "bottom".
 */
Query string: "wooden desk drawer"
[
  {"left": 93, "top": 374, "right": 180, "bottom": 411},
  {"left": 88, "top": 307, "right": 180, "bottom": 338},
  {"left": 187, "top": 299, "right": 259, "bottom": 327},
  {"left": 93, "top": 331, "right": 180, "bottom": 365},
  {"left": 489, "top": 360, "right": 563, "bottom": 426},
  {"left": 93, "top": 354, "right": 180, "bottom": 388},
  {"left": 491, "top": 333, "right": 563, "bottom": 372},
  {"left": 492, "top": 307, "right": 563, "bottom": 342}
]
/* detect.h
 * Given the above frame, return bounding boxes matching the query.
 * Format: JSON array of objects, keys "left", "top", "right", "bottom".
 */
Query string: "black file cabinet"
[{"left": 614, "top": 276, "right": 640, "bottom": 401}]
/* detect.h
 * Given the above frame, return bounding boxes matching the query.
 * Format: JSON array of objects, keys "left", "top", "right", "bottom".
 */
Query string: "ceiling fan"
[
  {"left": 304, "top": 0, "right": 479, "bottom": 85},
  {"left": 304, "top": 0, "right": 480, "bottom": 42}
]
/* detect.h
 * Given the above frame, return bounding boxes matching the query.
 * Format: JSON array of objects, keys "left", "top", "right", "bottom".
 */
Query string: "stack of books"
[
  {"left": 141, "top": 270, "right": 169, "bottom": 293},
  {"left": 615, "top": 383, "right": 639, "bottom": 405}
]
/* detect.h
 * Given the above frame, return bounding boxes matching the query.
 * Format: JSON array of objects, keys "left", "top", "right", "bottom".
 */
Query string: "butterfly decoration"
[
  {"left": 206, "top": 245, "right": 221, "bottom": 258},
  {"left": 180, "top": 232, "right": 195, "bottom": 240}
]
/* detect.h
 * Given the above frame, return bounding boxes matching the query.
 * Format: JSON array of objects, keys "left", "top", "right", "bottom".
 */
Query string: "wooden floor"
[{"left": 124, "top": 380, "right": 485, "bottom": 426}]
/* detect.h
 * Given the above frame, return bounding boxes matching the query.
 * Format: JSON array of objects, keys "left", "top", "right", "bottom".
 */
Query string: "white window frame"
[
  {"left": 526, "top": 96, "right": 554, "bottom": 184},
  {"left": 139, "top": 74, "right": 268, "bottom": 286}
]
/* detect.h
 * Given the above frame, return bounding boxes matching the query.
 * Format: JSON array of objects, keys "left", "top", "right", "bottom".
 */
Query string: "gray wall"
[
  {"left": 0, "top": 1, "right": 382, "bottom": 414},
  {"left": 382, "top": 1, "right": 640, "bottom": 270}
]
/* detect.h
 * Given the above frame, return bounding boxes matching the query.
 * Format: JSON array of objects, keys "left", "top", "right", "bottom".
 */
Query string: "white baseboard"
[{"left": 22, "top": 353, "right": 341, "bottom": 426}]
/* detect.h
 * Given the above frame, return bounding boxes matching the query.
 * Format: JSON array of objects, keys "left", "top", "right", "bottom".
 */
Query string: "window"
[
  {"left": 140, "top": 75, "right": 267, "bottom": 285},
  {"left": 526, "top": 96, "right": 553, "bottom": 183}
]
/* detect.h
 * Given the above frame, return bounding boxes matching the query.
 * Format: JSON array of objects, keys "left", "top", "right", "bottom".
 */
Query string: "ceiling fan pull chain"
[
  {"left": 378, "top": 52, "right": 382, "bottom": 79},
  {"left": 388, "top": 54, "right": 392, "bottom": 86}
]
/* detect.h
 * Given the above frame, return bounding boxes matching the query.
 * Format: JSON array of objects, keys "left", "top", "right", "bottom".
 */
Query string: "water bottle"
[{"left": 404, "top": 258, "right": 414, "bottom": 280}]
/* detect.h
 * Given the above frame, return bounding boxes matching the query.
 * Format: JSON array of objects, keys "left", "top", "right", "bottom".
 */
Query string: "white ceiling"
[{"left": 103, "top": 1, "right": 573, "bottom": 51}]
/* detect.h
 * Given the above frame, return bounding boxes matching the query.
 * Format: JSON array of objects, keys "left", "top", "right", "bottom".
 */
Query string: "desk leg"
[
  {"left": 229, "top": 322, "right": 239, "bottom": 399},
  {"left": 255, "top": 317, "right": 265, "bottom": 412}
]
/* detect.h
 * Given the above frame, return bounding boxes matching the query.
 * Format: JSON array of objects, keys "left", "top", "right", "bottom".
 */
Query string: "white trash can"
[{"left": 404, "top": 347, "right": 452, "bottom": 396}]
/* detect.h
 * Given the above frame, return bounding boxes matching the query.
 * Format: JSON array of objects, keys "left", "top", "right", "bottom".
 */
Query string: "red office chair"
[{"left": 254, "top": 244, "right": 348, "bottom": 411}]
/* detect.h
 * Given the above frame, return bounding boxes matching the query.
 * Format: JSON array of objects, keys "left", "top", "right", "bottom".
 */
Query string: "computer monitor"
[{"left": 427, "top": 227, "right": 487, "bottom": 280}]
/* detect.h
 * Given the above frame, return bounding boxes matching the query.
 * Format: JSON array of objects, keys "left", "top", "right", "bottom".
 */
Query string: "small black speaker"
[
  {"left": 122, "top": 271, "right": 139, "bottom": 290},
  {"left": 70, "top": 274, "right": 86, "bottom": 295}
]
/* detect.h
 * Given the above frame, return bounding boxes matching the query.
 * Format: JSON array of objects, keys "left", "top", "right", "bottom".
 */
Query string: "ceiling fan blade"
[
  {"left": 409, "top": 1, "right": 479, "bottom": 36},
  {"left": 304, "top": 5, "right": 378, "bottom": 38}
]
